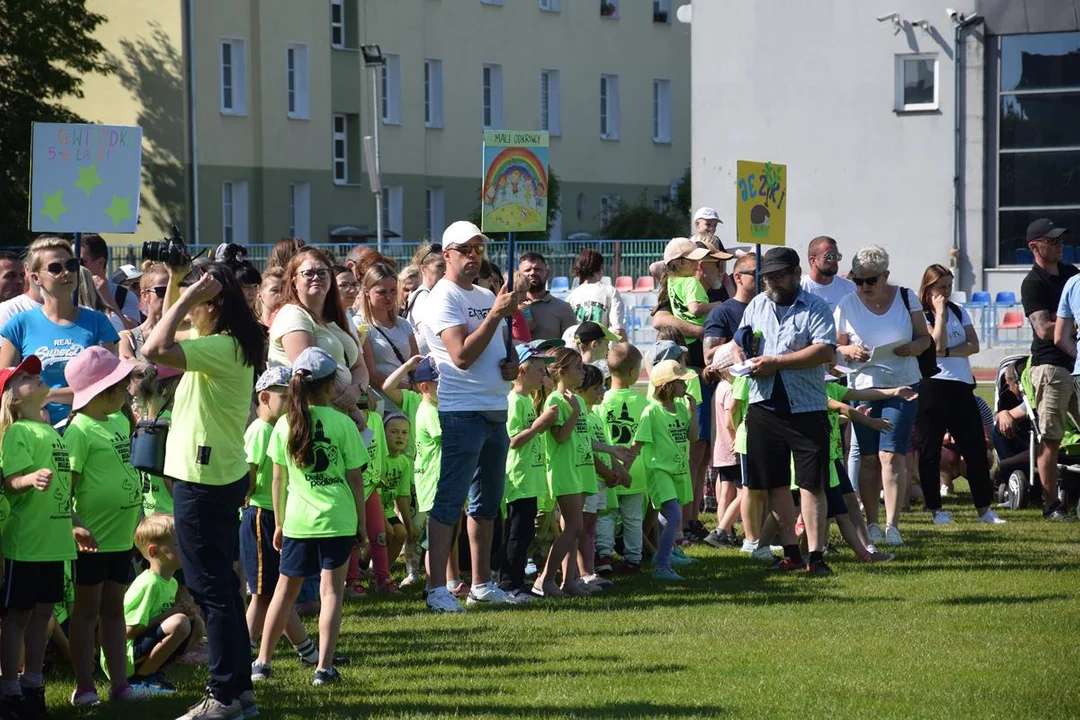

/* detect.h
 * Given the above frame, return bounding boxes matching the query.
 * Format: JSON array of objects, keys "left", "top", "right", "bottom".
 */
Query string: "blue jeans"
[
  {"left": 854, "top": 385, "right": 920, "bottom": 455},
  {"left": 431, "top": 411, "right": 510, "bottom": 526},
  {"left": 173, "top": 477, "right": 252, "bottom": 704}
]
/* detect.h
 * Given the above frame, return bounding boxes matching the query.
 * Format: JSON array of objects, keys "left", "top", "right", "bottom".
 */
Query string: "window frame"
[
  {"left": 381, "top": 53, "right": 402, "bottom": 125},
  {"left": 424, "top": 58, "right": 444, "bottom": 128},
  {"left": 286, "top": 42, "right": 310, "bottom": 120},
  {"left": 425, "top": 187, "right": 446, "bottom": 240},
  {"left": 333, "top": 113, "right": 348, "bottom": 184},
  {"left": 219, "top": 38, "right": 248, "bottom": 115},
  {"left": 330, "top": 0, "right": 345, "bottom": 48},
  {"left": 539, "top": 0, "right": 561, "bottom": 11},
  {"left": 600, "top": 74, "right": 620, "bottom": 140},
  {"left": 600, "top": 0, "right": 619, "bottom": 19},
  {"left": 222, "top": 181, "right": 249, "bottom": 244},
  {"left": 894, "top": 53, "right": 939, "bottom": 112},
  {"left": 653, "top": 0, "right": 671, "bottom": 23},
  {"left": 289, "top": 182, "right": 312, "bottom": 241},
  {"left": 540, "top": 69, "right": 561, "bottom": 136},
  {"left": 483, "top": 63, "right": 504, "bottom": 130},
  {"left": 652, "top": 78, "right": 672, "bottom": 143}
]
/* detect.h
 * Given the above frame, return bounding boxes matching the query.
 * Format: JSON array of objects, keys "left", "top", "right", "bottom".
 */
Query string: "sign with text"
[
  {"left": 29, "top": 123, "right": 143, "bottom": 233},
  {"left": 735, "top": 159, "right": 787, "bottom": 246},
  {"left": 481, "top": 130, "right": 549, "bottom": 233}
]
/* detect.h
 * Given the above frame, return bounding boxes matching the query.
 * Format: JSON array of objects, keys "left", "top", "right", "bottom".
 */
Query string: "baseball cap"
[
  {"left": 527, "top": 338, "right": 565, "bottom": 352},
  {"left": 414, "top": 356, "right": 440, "bottom": 383},
  {"left": 649, "top": 339, "right": 688, "bottom": 366},
  {"left": 692, "top": 207, "right": 723, "bottom": 223},
  {"left": 694, "top": 239, "right": 734, "bottom": 261},
  {"left": 1026, "top": 218, "right": 1067, "bottom": 243},
  {"left": 65, "top": 346, "right": 137, "bottom": 411},
  {"left": 649, "top": 359, "right": 696, "bottom": 388},
  {"left": 442, "top": 220, "right": 489, "bottom": 250},
  {"left": 292, "top": 347, "right": 337, "bottom": 382},
  {"left": 663, "top": 237, "right": 710, "bottom": 264},
  {"left": 759, "top": 247, "right": 800, "bottom": 275},
  {"left": 255, "top": 366, "right": 292, "bottom": 393},
  {"left": 0, "top": 355, "right": 43, "bottom": 397},
  {"left": 516, "top": 343, "right": 556, "bottom": 364},
  {"left": 111, "top": 264, "right": 143, "bottom": 285},
  {"left": 574, "top": 321, "right": 619, "bottom": 344}
]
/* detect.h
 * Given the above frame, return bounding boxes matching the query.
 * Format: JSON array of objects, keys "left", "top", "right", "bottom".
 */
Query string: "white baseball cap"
[
  {"left": 663, "top": 237, "right": 710, "bottom": 264},
  {"left": 442, "top": 221, "right": 489, "bottom": 250},
  {"left": 693, "top": 207, "right": 723, "bottom": 223},
  {"left": 111, "top": 264, "right": 143, "bottom": 285}
]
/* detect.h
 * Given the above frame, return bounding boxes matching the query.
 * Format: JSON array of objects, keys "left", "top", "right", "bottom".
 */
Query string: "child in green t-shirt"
[
  {"left": 63, "top": 347, "right": 145, "bottom": 705},
  {"left": 663, "top": 238, "right": 720, "bottom": 331},
  {"left": 380, "top": 413, "right": 415, "bottom": 582},
  {"left": 357, "top": 404, "right": 392, "bottom": 594},
  {"left": 0, "top": 355, "right": 77, "bottom": 714}
]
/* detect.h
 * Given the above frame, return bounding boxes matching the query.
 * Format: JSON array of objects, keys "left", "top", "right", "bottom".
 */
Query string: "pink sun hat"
[{"left": 65, "top": 347, "right": 137, "bottom": 411}]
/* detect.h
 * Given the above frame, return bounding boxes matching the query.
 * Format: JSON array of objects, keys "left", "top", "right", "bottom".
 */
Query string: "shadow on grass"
[
  {"left": 939, "top": 593, "right": 1070, "bottom": 606},
  {"left": 261, "top": 699, "right": 727, "bottom": 718}
]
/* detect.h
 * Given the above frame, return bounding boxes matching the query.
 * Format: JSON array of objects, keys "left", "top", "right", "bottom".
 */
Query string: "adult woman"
[
  {"left": 0, "top": 236, "right": 119, "bottom": 425},
  {"left": 256, "top": 267, "right": 285, "bottom": 327},
  {"left": 232, "top": 261, "right": 262, "bottom": 314},
  {"left": 398, "top": 265, "right": 420, "bottom": 314},
  {"left": 358, "top": 262, "right": 419, "bottom": 409},
  {"left": 141, "top": 262, "right": 265, "bottom": 718},
  {"left": 265, "top": 237, "right": 305, "bottom": 271},
  {"left": 404, "top": 242, "right": 446, "bottom": 354},
  {"left": 566, "top": 249, "right": 627, "bottom": 341},
  {"left": 914, "top": 264, "right": 1005, "bottom": 525},
  {"left": 334, "top": 264, "right": 361, "bottom": 325},
  {"left": 835, "top": 246, "right": 930, "bottom": 546},
  {"left": 119, "top": 261, "right": 169, "bottom": 362}
]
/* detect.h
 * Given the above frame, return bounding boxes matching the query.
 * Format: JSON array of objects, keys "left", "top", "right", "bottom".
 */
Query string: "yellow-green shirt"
[
  {"left": 413, "top": 400, "right": 441, "bottom": 513},
  {"left": 66, "top": 412, "right": 142, "bottom": 553},
  {"left": 598, "top": 388, "right": 648, "bottom": 495},
  {"left": 505, "top": 390, "right": 546, "bottom": 504},
  {"left": 244, "top": 418, "right": 275, "bottom": 510},
  {"left": 668, "top": 275, "right": 709, "bottom": 330},
  {"left": 0, "top": 421, "right": 76, "bottom": 562}
]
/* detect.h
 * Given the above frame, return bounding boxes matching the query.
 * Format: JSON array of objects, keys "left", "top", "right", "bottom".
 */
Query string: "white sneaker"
[
  {"left": 739, "top": 539, "right": 757, "bottom": 554},
  {"left": 524, "top": 559, "right": 538, "bottom": 576},
  {"left": 750, "top": 546, "right": 776, "bottom": 562},
  {"left": 866, "top": 543, "right": 879, "bottom": 554},
  {"left": 940, "top": 484, "right": 951, "bottom": 497},
  {"left": 581, "top": 573, "right": 614, "bottom": 589},
  {"left": 425, "top": 586, "right": 465, "bottom": 613},
  {"left": 931, "top": 510, "right": 953, "bottom": 525},
  {"left": 977, "top": 509, "right": 1007, "bottom": 524},
  {"left": 883, "top": 525, "right": 903, "bottom": 546},
  {"left": 465, "top": 582, "right": 514, "bottom": 606},
  {"left": 399, "top": 572, "right": 421, "bottom": 588},
  {"left": 867, "top": 524, "right": 884, "bottom": 544}
]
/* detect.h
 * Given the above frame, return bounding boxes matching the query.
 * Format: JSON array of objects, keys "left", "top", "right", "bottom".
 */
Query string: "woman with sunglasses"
[
  {"left": 359, "top": 262, "right": 420, "bottom": 411},
  {"left": 834, "top": 245, "right": 930, "bottom": 548},
  {"left": 119, "top": 261, "right": 169, "bottom": 362},
  {"left": 405, "top": 242, "right": 447, "bottom": 355},
  {"left": 0, "top": 236, "right": 119, "bottom": 425}
]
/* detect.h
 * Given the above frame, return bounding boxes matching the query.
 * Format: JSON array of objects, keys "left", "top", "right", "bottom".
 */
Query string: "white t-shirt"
[
  {"left": 268, "top": 303, "right": 359, "bottom": 386},
  {"left": 423, "top": 279, "right": 509, "bottom": 412},
  {"left": 566, "top": 281, "right": 627, "bottom": 333},
  {"left": 109, "top": 279, "right": 142, "bottom": 323},
  {"left": 801, "top": 274, "right": 856, "bottom": 313},
  {"left": 834, "top": 288, "right": 922, "bottom": 389},
  {"left": 406, "top": 286, "right": 432, "bottom": 354},
  {"left": 0, "top": 294, "right": 42, "bottom": 334},
  {"left": 930, "top": 304, "right": 976, "bottom": 385}
]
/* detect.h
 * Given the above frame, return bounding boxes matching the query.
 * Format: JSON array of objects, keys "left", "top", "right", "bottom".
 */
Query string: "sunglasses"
[
  {"left": 1038, "top": 236, "right": 1064, "bottom": 246},
  {"left": 421, "top": 245, "right": 443, "bottom": 263},
  {"left": 298, "top": 268, "right": 330, "bottom": 282},
  {"left": 821, "top": 252, "right": 842, "bottom": 262},
  {"left": 853, "top": 275, "right": 881, "bottom": 287},
  {"left": 145, "top": 285, "right": 168, "bottom": 298},
  {"left": 450, "top": 244, "right": 485, "bottom": 257},
  {"left": 45, "top": 258, "right": 80, "bottom": 276}
]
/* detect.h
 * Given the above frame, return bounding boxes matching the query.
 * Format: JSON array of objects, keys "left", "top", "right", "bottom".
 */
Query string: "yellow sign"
[{"left": 735, "top": 160, "right": 787, "bottom": 246}]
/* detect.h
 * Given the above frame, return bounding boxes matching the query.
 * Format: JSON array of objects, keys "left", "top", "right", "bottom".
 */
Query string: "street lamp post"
[{"left": 361, "top": 44, "right": 385, "bottom": 252}]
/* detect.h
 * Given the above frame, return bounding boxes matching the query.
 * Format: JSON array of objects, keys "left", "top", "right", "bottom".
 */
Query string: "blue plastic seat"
[
  {"left": 995, "top": 291, "right": 1017, "bottom": 305},
  {"left": 1013, "top": 248, "right": 1034, "bottom": 265},
  {"left": 550, "top": 276, "right": 570, "bottom": 293},
  {"left": 1063, "top": 245, "right": 1076, "bottom": 264},
  {"left": 969, "top": 291, "right": 991, "bottom": 305}
]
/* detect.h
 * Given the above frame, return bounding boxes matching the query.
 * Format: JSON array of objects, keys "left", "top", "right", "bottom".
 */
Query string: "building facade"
[
  {"left": 68, "top": 0, "right": 691, "bottom": 247},
  {"left": 688, "top": 0, "right": 1080, "bottom": 297}
]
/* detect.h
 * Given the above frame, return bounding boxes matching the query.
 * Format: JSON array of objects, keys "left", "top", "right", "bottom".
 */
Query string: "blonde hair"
[
  {"left": 513, "top": 271, "right": 529, "bottom": 296},
  {"left": 410, "top": 243, "right": 442, "bottom": 269},
  {"left": 78, "top": 267, "right": 106, "bottom": 311},
  {"left": 851, "top": 246, "right": 890, "bottom": 276},
  {"left": 26, "top": 235, "right": 72, "bottom": 273},
  {"left": 0, "top": 389, "right": 19, "bottom": 450},
  {"left": 691, "top": 232, "right": 720, "bottom": 252},
  {"left": 398, "top": 265, "right": 420, "bottom": 287},
  {"left": 359, "top": 262, "right": 399, "bottom": 324},
  {"left": 134, "top": 513, "right": 176, "bottom": 556},
  {"left": 139, "top": 262, "right": 168, "bottom": 291}
]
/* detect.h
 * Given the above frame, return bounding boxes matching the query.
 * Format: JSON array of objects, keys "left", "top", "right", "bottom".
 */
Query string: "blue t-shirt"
[
  {"left": 1, "top": 307, "right": 119, "bottom": 424},
  {"left": 703, "top": 298, "right": 749, "bottom": 343},
  {"left": 1058, "top": 274, "right": 1080, "bottom": 375}
]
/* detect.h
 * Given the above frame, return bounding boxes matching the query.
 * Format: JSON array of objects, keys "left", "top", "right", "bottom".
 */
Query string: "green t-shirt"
[
  {"left": 413, "top": 400, "right": 441, "bottom": 514},
  {"left": 361, "top": 410, "right": 387, "bottom": 501},
  {"left": 66, "top": 412, "right": 142, "bottom": 553},
  {"left": 599, "top": 388, "right": 649, "bottom": 496},
  {"left": 542, "top": 392, "right": 597, "bottom": 497},
  {"left": 267, "top": 406, "right": 368, "bottom": 538},
  {"left": 119, "top": 569, "right": 178, "bottom": 678},
  {"left": 398, "top": 389, "right": 422, "bottom": 459},
  {"left": 586, "top": 410, "right": 617, "bottom": 506},
  {"left": 634, "top": 400, "right": 691, "bottom": 487},
  {"left": 668, "top": 275, "right": 709, "bottom": 329},
  {"left": 381, "top": 453, "right": 413, "bottom": 519},
  {"left": 826, "top": 382, "right": 848, "bottom": 461},
  {"left": 732, "top": 375, "right": 750, "bottom": 455},
  {"left": 0, "top": 421, "right": 76, "bottom": 562},
  {"left": 504, "top": 390, "right": 547, "bottom": 504},
  {"left": 141, "top": 410, "right": 174, "bottom": 516},
  {"left": 165, "top": 335, "right": 254, "bottom": 485},
  {"left": 0, "top": 485, "right": 10, "bottom": 534},
  {"left": 244, "top": 417, "right": 275, "bottom": 510}
]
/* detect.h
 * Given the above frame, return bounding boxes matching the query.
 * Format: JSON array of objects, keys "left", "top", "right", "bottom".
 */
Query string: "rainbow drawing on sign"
[{"left": 481, "top": 131, "right": 549, "bottom": 234}]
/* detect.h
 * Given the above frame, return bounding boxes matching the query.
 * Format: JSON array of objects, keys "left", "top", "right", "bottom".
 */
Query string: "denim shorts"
[
  {"left": 279, "top": 536, "right": 355, "bottom": 578},
  {"left": 853, "top": 386, "right": 920, "bottom": 455},
  {"left": 430, "top": 411, "right": 510, "bottom": 526}
]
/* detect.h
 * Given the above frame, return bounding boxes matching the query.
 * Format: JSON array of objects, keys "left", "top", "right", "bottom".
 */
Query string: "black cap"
[
  {"left": 1026, "top": 218, "right": 1067, "bottom": 243},
  {"left": 759, "top": 247, "right": 801, "bottom": 275},
  {"left": 574, "top": 321, "right": 618, "bottom": 344}
]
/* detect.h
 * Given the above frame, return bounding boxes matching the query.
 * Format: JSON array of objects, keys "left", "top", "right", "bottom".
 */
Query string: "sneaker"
[
  {"left": 237, "top": 690, "right": 258, "bottom": 718},
  {"left": 250, "top": 662, "right": 272, "bottom": 682},
  {"left": 344, "top": 580, "right": 367, "bottom": 599},
  {"left": 560, "top": 580, "right": 593, "bottom": 597},
  {"left": 805, "top": 560, "right": 833, "bottom": 576},
  {"left": 532, "top": 580, "right": 568, "bottom": 598},
  {"left": 595, "top": 555, "right": 613, "bottom": 574},
  {"left": 72, "top": 689, "right": 102, "bottom": 706},
  {"left": 131, "top": 679, "right": 176, "bottom": 697},
  {"left": 703, "top": 529, "right": 732, "bottom": 549},
  {"left": 767, "top": 557, "right": 802, "bottom": 572},
  {"left": 612, "top": 561, "right": 640, "bottom": 575},
  {"left": 883, "top": 525, "right": 903, "bottom": 546},
  {"left": 688, "top": 520, "right": 709, "bottom": 541},
  {"left": 860, "top": 550, "right": 895, "bottom": 563},
  {"left": 374, "top": 580, "right": 401, "bottom": 594},
  {"left": 977, "top": 509, "right": 1007, "bottom": 524},
  {"left": 671, "top": 546, "right": 695, "bottom": 562},
  {"left": 447, "top": 581, "right": 471, "bottom": 599},
  {"left": 426, "top": 586, "right": 465, "bottom": 613},
  {"left": 581, "top": 573, "right": 613, "bottom": 589},
  {"left": 510, "top": 589, "right": 539, "bottom": 604},
  {"left": 524, "top": 559, "right": 538, "bottom": 577},
  {"left": 866, "top": 543, "right": 879, "bottom": 554},
  {"left": 931, "top": 510, "right": 953, "bottom": 525},
  {"left": 466, "top": 582, "right": 514, "bottom": 606},
  {"left": 652, "top": 567, "right": 685, "bottom": 582},
  {"left": 1044, "top": 504, "right": 1075, "bottom": 521},
  {"left": 312, "top": 668, "right": 341, "bottom": 687},
  {"left": 177, "top": 691, "right": 242, "bottom": 720},
  {"left": 940, "top": 484, "right": 950, "bottom": 497},
  {"left": 867, "top": 523, "right": 884, "bottom": 544},
  {"left": 112, "top": 683, "right": 153, "bottom": 701},
  {"left": 399, "top": 572, "right": 422, "bottom": 588},
  {"left": 750, "top": 546, "right": 777, "bottom": 563},
  {"left": 670, "top": 553, "right": 694, "bottom": 567}
]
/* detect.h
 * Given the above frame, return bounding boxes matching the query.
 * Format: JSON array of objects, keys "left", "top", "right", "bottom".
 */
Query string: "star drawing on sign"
[
  {"left": 74, "top": 164, "right": 103, "bottom": 197},
  {"left": 104, "top": 195, "right": 132, "bottom": 227},
  {"left": 41, "top": 189, "right": 68, "bottom": 223}
]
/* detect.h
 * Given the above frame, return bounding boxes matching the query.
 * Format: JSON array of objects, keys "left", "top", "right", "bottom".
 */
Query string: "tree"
[
  {"left": 470, "top": 168, "right": 562, "bottom": 242},
  {"left": 601, "top": 194, "right": 686, "bottom": 240},
  {"left": 673, "top": 165, "right": 691, "bottom": 219},
  {"left": 0, "top": 0, "right": 111, "bottom": 245}
]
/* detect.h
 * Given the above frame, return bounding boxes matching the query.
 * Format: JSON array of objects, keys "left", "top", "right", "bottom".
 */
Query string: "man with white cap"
[
  {"left": 422, "top": 221, "right": 520, "bottom": 612},
  {"left": 692, "top": 207, "right": 722, "bottom": 235}
]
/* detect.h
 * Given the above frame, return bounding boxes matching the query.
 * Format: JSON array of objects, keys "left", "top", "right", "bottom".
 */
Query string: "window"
[
  {"left": 539, "top": 0, "right": 561, "bottom": 11},
  {"left": 482, "top": 0, "right": 504, "bottom": 4},
  {"left": 425, "top": 187, "right": 445, "bottom": 240},
  {"left": 600, "top": 195, "right": 621, "bottom": 226},
  {"left": 995, "top": 31, "right": 1080, "bottom": 264},
  {"left": 483, "top": 64, "right": 503, "bottom": 129},
  {"left": 222, "top": 181, "right": 249, "bottom": 244},
  {"left": 381, "top": 186, "right": 403, "bottom": 238},
  {"left": 653, "top": 0, "right": 670, "bottom": 22},
  {"left": 219, "top": 38, "right": 247, "bottom": 115},
  {"left": 330, "top": 0, "right": 344, "bottom": 48},
  {"left": 289, "top": 183, "right": 311, "bottom": 240},
  {"left": 600, "top": 0, "right": 618, "bottom": 18},
  {"left": 894, "top": 54, "right": 938, "bottom": 112},
  {"left": 424, "top": 59, "right": 444, "bottom": 128},
  {"left": 286, "top": 43, "right": 310, "bottom": 119},
  {"left": 652, "top": 79, "right": 672, "bottom": 143},
  {"left": 540, "top": 69, "right": 561, "bottom": 136},
  {"left": 333, "top": 114, "right": 348, "bottom": 183},
  {"left": 600, "top": 74, "right": 620, "bottom": 139},
  {"left": 381, "top": 53, "right": 401, "bottom": 125}
]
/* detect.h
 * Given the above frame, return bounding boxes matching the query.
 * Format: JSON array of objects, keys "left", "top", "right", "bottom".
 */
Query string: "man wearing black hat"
[
  {"left": 1023, "top": 218, "right": 1078, "bottom": 520},
  {"left": 735, "top": 246, "right": 838, "bottom": 573}
]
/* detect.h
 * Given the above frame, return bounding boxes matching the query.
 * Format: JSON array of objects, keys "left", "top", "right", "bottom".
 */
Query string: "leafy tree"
[
  {"left": 470, "top": 168, "right": 561, "bottom": 242},
  {"left": 673, "top": 165, "right": 691, "bottom": 219},
  {"left": 601, "top": 194, "right": 685, "bottom": 240},
  {"left": 0, "top": 0, "right": 111, "bottom": 245}
]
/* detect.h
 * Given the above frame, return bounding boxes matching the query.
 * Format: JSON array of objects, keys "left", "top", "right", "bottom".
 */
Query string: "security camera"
[
  {"left": 877, "top": 12, "right": 900, "bottom": 22},
  {"left": 947, "top": 8, "right": 964, "bottom": 22},
  {"left": 912, "top": 18, "right": 931, "bottom": 31}
]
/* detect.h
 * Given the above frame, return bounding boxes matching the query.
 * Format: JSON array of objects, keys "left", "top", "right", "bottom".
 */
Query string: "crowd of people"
[{"left": 0, "top": 212, "right": 1070, "bottom": 719}]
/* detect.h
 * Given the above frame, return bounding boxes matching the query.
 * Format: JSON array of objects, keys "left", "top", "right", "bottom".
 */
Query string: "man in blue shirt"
[{"left": 736, "top": 247, "right": 838, "bottom": 575}]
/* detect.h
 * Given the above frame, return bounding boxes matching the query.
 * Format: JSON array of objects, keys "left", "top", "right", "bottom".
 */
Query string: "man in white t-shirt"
[
  {"left": 0, "top": 260, "right": 43, "bottom": 334},
  {"left": 800, "top": 235, "right": 856, "bottom": 313},
  {"left": 422, "top": 221, "right": 519, "bottom": 613}
]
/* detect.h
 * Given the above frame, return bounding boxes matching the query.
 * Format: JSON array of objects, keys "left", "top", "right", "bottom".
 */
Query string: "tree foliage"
[
  {"left": 0, "top": 0, "right": 111, "bottom": 245},
  {"left": 470, "top": 168, "right": 561, "bottom": 242},
  {"left": 674, "top": 165, "right": 691, "bottom": 219},
  {"left": 600, "top": 194, "right": 686, "bottom": 240}
]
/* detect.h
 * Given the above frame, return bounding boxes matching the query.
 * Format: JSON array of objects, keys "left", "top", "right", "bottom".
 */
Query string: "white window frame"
[
  {"left": 895, "top": 53, "right": 939, "bottom": 112},
  {"left": 653, "top": 0, "right": 671, "bottom": 22},
  {"left": 381, "top": 53, "right": 402, "bottom": 125},
  {"left": 600, "top": 0, "right": 618, "bottom": 19},
  {"left": 600, "top": 194, "right": 621, "bottom": 226},
  {"left": 424, "top": 59, "right": 444, "bottom": 128},
  {"left": 222, "top": 181, "right": 249, "bottom": 244},
  {"left": 540, "top": 69, "right": 561, "bottom": 136},
  {"left": 289, "top": 182, "right": 311, "bottom": 240},
  {"left": 332, "top": 113, "right": 348, "bottom": 184},
  {"left": 425, "top": 187, "right": 445, "bottom": 240},
  {"left": 382, "top": 186, "right": 403, "bottom": 238},
  {"left": 652, "top": 78, "right": 672, "bottom": 143},
  {"left": 219, "top": 38, "right": 248, "bottom": 115},
  {"left": 286, "top": 43, "right": 310, "bottom": 119},
  {"left": 483, "top": 63, "right": 504, "bottom": 130},
  {"left": 600, "top": 74, "right": 620, "bottom": 140},
  {"left": 330, "top": 0, "right": 345, "bottom": 48},
  {"left": 539, "top": 0, "right": 561, "bottom": 11}
]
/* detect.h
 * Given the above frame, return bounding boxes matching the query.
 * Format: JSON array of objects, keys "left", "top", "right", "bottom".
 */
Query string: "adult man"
[
  {"left": 692, "top": 207, "right": 722, "bottom": 235},
  {"left": 0, "top": 260, "right": 42, "bottom": 334},
  {"left": 800, "top": 236, "right": 855, "bottom": 313},
  {"left": 735, "top": 247, "right": 837, "bottom": 574},
  {"left": 79, "top": 233, "right": 139, "bottom": 328},
  {"left": 422, "top": 221, "right": 519, "bottom": 612},
  {"left": 1022, "top": 218, "right": 1077, "bottom": 521},
  {"left": 0, "top": 251, "right": 25, "bottom": 303},
  {"left": 703, "top": 253, "right": 758, "bottom": 365},
  {"left": 518, "top": 252, "right": 576, "bottom": 341}
]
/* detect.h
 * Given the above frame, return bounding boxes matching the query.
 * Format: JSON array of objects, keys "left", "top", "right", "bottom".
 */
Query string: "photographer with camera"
[{"left": 141, "top": 228, "right": 266, "bottom": 720}]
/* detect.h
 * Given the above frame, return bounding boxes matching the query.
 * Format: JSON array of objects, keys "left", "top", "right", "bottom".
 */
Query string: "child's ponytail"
[
  {"left": 0, "top": 389, "right": 17, "bottom": 448},
  {"left": 287, "top": 372, "right": 335, "bottom": 467}
]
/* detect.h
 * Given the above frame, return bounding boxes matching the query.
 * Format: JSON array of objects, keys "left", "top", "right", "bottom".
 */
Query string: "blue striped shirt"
[{"left": 738, "top": 289, "right": 837, "bottom": 414}]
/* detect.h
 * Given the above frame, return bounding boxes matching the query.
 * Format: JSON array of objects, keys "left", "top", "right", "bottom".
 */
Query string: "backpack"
[{"left": 898, "top": 287, "right": 960, "bottom": 381}]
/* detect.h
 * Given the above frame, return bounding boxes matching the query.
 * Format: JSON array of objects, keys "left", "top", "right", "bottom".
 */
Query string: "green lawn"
[{"left": 43, "top": 493, "right": 1080, "bottom": 719}]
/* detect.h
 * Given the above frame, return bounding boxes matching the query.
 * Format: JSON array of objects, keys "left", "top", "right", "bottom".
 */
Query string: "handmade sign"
[
  {"left": 481, "top": 130, "right": 549, "bottom": 233},
  {"left": 29, "top": 123, "right": 143, "bottom": 233},
  {"left": 735, "top": 159, "right": 787, "bottom": 247}
]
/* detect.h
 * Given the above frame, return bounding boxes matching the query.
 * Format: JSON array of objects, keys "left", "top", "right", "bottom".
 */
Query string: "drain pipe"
[
  {"left": 951, "top": 10, "right": 983, "bottom": 291},
  {"left": 186, "top": 0, "right": 200, "bottom": 243}
]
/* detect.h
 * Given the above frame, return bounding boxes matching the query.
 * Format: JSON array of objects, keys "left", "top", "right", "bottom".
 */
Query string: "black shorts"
[
  {"left": 716, "top": 464, "right": 742, "bottom": 486},
  {"left": 131, "top": 623, "right": 192, "bottom": 675},
  {"left": 2, "top": 560, "right": 65, "bottom": 610},
  {"left": 745, "top": 405, "right": 830, "bottom": 492},
  {"left": 75, "top": 550, "right": 135, "bottom": 586},
  {"left": 279, "top": 536, "right": 355, "bottom": 578},
  {"left": 239, "top": 506, "right": 279, "bottom": 596}
]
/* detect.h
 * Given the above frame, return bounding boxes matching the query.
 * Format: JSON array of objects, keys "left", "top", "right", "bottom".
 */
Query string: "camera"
[{"left": 143, "top": 224, "right": 191, "bottom": 266}]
